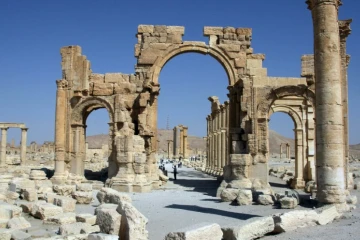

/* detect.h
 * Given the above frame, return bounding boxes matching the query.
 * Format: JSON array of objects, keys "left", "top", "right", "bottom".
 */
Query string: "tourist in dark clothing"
[{"left": 173, "top": 165, "right": 177, "bottom": 180}]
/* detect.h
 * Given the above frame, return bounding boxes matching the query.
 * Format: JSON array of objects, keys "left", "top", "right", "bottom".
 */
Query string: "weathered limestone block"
[
  {"left": 96, "top": 187, "right": 132, "bottom": 205},
  {"left": 117, "top": 201, "right": 148, "bottom": 240},
  {"left": 16, "top": 200, "right": 45, "bottom": 214},
  {"left": 10, "top": 230, "right": 31, "bottom": 240},
  {"left": 90, "top": 73, "right": 105, "bottom": 83},
  {"left": 236, "top": 189, "right": 252, "bottom": 206},
  {"left": 91, "top": 83, "right": 113, "bottom": 96},
  {"left": 31, "top": 202, "right": 63, "bottom": 220},
  {"left": 4, "top": 190, "right": 19, "bottom": 204},
  {"left": 95, "top": 205, "right": 121, "bottom": 235},
  {"left": 0, "top": 202, "right": 22, "bottom": 219},
  {"left": 228, "top": 179, "right": 252, "bottom": 189},
  {"left": 59, "top": 222, "right": 95, "bottom": 235},
  {"left": 44, "top": 192, "right": 59, "bottom": 204},
  {"left": 280, "top": 197, "right": 298, "bottom": 209},
  {"left": 88, "top": 233, "right": 119, "bottom": 240},
  {"left": 76, "top": 213, "right": 97, "bottom": 225},
  {"left": 0, "top": 229, "right": 11, "bottom": 240},
  {"left": 220, "top": 188, "right": 238, "bottom": 202},
  {"left": 257, "top": 195, "right": 274, "bottom": 206},
  {"left": 114, "top": 82, "right": 136, "bottom": 94},
  {"left": 316, "top": 205, "right": 340, "bottom": 225},
  {"left": 44, "top": 212, "right": 77, "bottom": 225},
  {"left": 29, "top": 170, "right": 47, "bottom": 180},
  {"left": 138, "top": 25, "right": 154, "bottom": 34},
  {"left": 165, "top": 222, "right": 222, "bottom": 240},
  {"left": 305, "top": 180, "right": 316, "bottom": 193},
  {"left": 94, "top": 204, "right": 118, "bottom": 215},
  {"left": 9, "top": 178, "right": 35, "bottom": 194},
  {"left": 23, "top": 188, "right": 38, "bottom": 202},
  {"left": 346, "top": 195, "right": 357, "bottom": 205},
  {"left": 53, "top": 196, "right": 76, "bottom": 212},
  {"left": 73, "top": 191, "right": 93, "bottom": 204},
  {"left": 273, "top": 210, "right": 319, "bottom": 233},
  {"left": 7, "top": 217, "right": 31, "bottom": 230},
  {"left": 0, "top": 219, "right": 8, "bottom": 228},
  {"left": 76, "top": 184, "right": 92, "bottom": 192},
  {"left": 158, "top": 169, "right": 169, "bottom": 182},
  {"left": 222, "top": 216, "right": 275, "bottom": 240},
  {"left": 53, "top": 185, "right": 76, "bottom": 197},
  {"left": 80, "top": 225, "right": 100, "bottom": 234}
]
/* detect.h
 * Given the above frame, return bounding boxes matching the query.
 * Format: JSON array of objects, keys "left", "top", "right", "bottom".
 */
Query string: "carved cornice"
[
  {"left": 56, "top": 79, "right": 68, "bottom": 89},
  {"left": 346, "top": 54, "right": 351, "bottom": 67},
  {"left": 306, "top": 0, "right": 342, "bottom": 10},
  {"left": 339, "top": 19, "right": 352, "bottom": 40}
]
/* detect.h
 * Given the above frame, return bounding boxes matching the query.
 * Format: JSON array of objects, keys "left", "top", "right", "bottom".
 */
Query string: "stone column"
[
  {"left": 20, "top": 128, "right": 28, "bottom": 164},
  {"left": 280, "top": 144, "right": 283, "bottom": 159},
  {"left": 167, "top": 140, "right": 172, "bottom": 159},
  {"left": 221, "top": 129, "right": 226, "bottom": 174},
  {"left": 213, "top": 133, "right": 217, "bottom": 174},
  {"left": 286, "top": 143, "right": 290, "bottom": 159},
  {"left": 339, "top": 19, "right": 352, "bottom": 189},
  {"left": 173, "top": 127, "right": 178, "bottom": 157},
  {"left": 292, "top": 129, "right": 305, "bottom": 189},
  {"left": 0, "top": 127, "right": 8, "bottom": 166},
  {"left": 182, "top": 126, "right": 188, "bottom": 159},
  {"left": 52, "top": 79, "right": 68, "bottom": 182},
  {"left": 179, "top": 126, "right": 184, "bottom": 157},
  {"left": 307, "top": 0, "right": 346, "bottom": 203}
]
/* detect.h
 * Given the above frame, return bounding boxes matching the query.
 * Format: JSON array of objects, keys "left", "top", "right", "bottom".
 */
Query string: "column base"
[
  {"left": 51, "top": 175, "right": 67, "bottom": 185},
  {"left": 291, "top": 178, "right": 306, "bottom": 189},
  {"left": 106, "top": 177, "right": 152, "bottom": 193}
]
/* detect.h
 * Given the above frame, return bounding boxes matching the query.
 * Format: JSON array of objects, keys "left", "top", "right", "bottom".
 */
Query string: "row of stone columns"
[
  {"left": 279, "top": 143, "right": 290, "bottom": 159},
  {"left": 172, "top": 125, "right": 188, "bottom": 159},
  {"left": 205, "top": 97, "right": 229, "bottom": 176},
  {"left": 0, "top": 127, "right": 28, "bottom": 166}
]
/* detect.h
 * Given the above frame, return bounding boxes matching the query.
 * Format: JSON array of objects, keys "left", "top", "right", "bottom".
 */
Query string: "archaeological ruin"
[{"left": 50, "top": 0, "right": 353, "bottom": 206}]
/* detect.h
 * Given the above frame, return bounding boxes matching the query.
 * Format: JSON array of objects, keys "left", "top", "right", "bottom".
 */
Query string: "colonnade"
[
  {"left": 279, "top": 143, "right": 290, "bottom": 159},
  {"left": 205, "top": 97, "right": 229, "bottom": 176},
  {"left": 0, "top": 123, "right": 28, "bottom": 165},
  {"left": 172, "top": 125, "right": 188, "bottom": 159}
]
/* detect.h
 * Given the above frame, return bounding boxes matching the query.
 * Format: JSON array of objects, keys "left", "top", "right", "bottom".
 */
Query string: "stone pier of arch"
[
  {"left": 0, "top": 123, "right": 28, "bottom": 166},
  {"left": 53, "top": 6, "right": 352, "bottom": 203}
]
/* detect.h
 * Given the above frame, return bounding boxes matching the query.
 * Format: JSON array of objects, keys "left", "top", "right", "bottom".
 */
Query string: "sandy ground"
[{"left": 23, "top": 162, "right": 360, "bottom": 240}]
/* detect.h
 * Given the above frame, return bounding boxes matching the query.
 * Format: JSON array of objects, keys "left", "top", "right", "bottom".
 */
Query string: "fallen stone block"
[
  {"left": 257, "top": 195, "right": 274, "bottom": 205},
  {"left": 236, "top": 189, "right": 252, "bottom": 206},
  {"left": 96, "top": 187, "right": 132, "bottom": 205},
  {"left": 88, "top": 233, "right": 119, "bottom": 240},
  {"left": 7, "top": 217, "right": 31, "bottom": 230},
  {"left": 0, "top": 229, "right": 11, "bottom": 240},
  {"left": 94, "top": 204, "right": 118, "bottom": 215},
  {"left": 44, "top": 212, "right": 77, "bottom": 225},
  {"left": 76, "top": 213, "right": 97, "bottom": 225},
  {"left": 279, "top": 197, "right": 298, "bottom": 209},
  {"left": 10, "top": 230, "right": 31, "bottom": 240},
  {"left": 73, "top": 191, "right": 93, "bottom": 204},
  {"left": 220, "top": 188, "right": 238, "bottom": 202},
  {"left": 0, "top": 219, "right": 9, "bottom": 228},
  {"left": 164, "top": 222, "right": 223, "bottom": 240},
  {"left": 96, "top": 206, "right": 121, "bottom": 234},
  {"left": 316, "top": 205, "right": 340, "bottom": 225},
  {"left": 80, "top": 224, "right": 100, "bottom": 234},
  {"left": 29, "top": 170, "right": 47, "bottom": 180},
  {"left": 59, "top": 222, "right": 94, "bottom": 235},
  {"left": 9, "top": 178, "right": 35, "bottom": 194},
  {"left": 222, "top": 216, "right": 275, "bottom": 240},
  {"left": 76, "top": 183, "right": 92, "bottom": 192},
  {"left": 0, "top": 202, "right": 22, "bottom": 220},
  {"left": 53, "top": 185, "right": 76, "bottom": 197},
  {"left": 117, "top": 201, "right": 148, "bottom": 240},
  {"left": 273, "top": 210, "right": 319, "bottom": 233},
  {"left": 23, "top": 188, "right": 38, "bottom": 202},
  {"left": 31, "top": 202, "right": 63, "bottom": 220},
  {"left": 53, "top": 196, "right": 76, "bottom": 212},
  {"left": 27, "top": 229, "right": 51, "bottom": 239},
  {"left": 5, "top": 191, "right": 19, "bottom": 204},
  {"left": 44, "top": 192, "right": 59, "bottom": 204}
]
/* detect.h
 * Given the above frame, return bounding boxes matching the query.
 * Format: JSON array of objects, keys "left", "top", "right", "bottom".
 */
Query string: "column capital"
[
  {"left": 306, "top": 0, "right": 342, "bottom": 10},
  {"left": 21, "top": 128, "right": 29, "bottom": 132},
  {"left": 56, "top": 79, "right": 68, "bottom": 89},
  {"left": 339, "top": 19, "right": 352, "bottom": 40},
  {"left": 1, "top": 127, "right": 9, "bottom": 131}
]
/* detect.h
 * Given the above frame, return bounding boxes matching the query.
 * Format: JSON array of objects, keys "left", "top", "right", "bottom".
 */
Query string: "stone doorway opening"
[{"left": 83, "top": 108, "right": 111, "bottom": 182}]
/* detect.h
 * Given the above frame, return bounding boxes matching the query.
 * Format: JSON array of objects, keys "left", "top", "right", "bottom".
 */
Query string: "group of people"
[{"left": 158, "top": 157, "right": 183, "bottom": 180}]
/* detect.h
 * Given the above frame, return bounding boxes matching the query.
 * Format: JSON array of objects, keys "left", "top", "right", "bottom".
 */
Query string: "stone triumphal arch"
[{"left": 53, "top": 0, "right": 352, "bottom": 203}]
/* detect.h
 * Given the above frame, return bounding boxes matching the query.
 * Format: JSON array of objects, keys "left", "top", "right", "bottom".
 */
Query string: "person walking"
[{"left": 173, "top": 164, "right": 177, "bottom": 180}]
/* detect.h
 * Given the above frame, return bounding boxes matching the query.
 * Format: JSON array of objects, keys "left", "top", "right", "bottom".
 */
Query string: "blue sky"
[{"left": 1, "top": 0, "right": 359, "bottom": 145}]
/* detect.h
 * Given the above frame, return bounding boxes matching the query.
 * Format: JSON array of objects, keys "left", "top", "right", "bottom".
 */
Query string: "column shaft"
[
  {"left": 310, "top": 0, "right": 345, "bottom": 203},
  {"left": 0, "top": 128, "right": 8, "bottom": 165},
  {"left": 20, "top": 128, "right": 28, "bottom": 164}
]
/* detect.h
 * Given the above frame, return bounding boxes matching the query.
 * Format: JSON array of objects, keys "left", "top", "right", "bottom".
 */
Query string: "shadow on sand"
[{"left": 165, "top": 204, "right": 261, "bottom": 220}]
